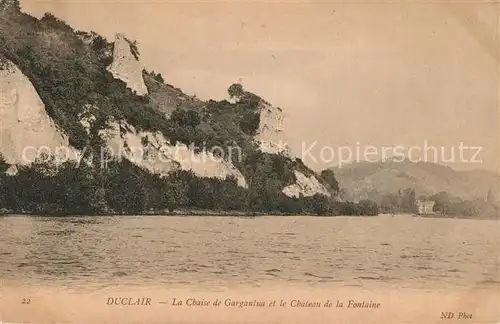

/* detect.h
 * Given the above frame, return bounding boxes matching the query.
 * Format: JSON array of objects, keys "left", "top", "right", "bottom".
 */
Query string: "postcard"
[{"left": 0, "top": 0, "right": 498, "bottom": 323}]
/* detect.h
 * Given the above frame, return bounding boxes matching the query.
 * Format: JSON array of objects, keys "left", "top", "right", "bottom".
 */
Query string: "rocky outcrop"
[
  {"left": 254, "top": 101, "right": 331, "bottom": 197},
  {"left": 107, "top": 33, "right": 148, "bottom": 96},
  {"left": 282, "top": 171, "right": 331, "bottom": 198},
  {"left": 78, "top": 104, "right": 98, "bottom": 134},
  {"left": 0, "top": 58, "right": 76, "bottom": 166},
  {"left": 5, "top": 164, "right": 18, "bottom": 176},
  {"left": 100, "top": 120, "right": 178, "bottom": 175},
  {"left": 255, "top": 101, "right": 292, "bottom": 156},
  {"left": 101, "top": 119, "right": 247, "bottom": 188}
]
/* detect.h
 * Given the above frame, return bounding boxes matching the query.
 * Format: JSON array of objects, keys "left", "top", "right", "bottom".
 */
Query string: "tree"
[
  {"left": 308, "top": 194, "right": 330, "bottom": 215},
  {"left": 170, "top": 108, "right": 201, "bottom": 128},
  {"left": 53, "top": 161, "right": 104, "bottom": 214},
  {"left": 0, "top": 154, "right": 8, "bottom": 174},
  {"left": 0, "top": 154, "right": 7, "bottom": 209},
  {"left": 164, "top": 177, "right": 188, "bottom": 213},
  {"left": 320, "top": 169, "right": 339, "bottom": 195},
  {"left": 401, "top": 188, "right": 417, "bottom": 213},
  {"left": 380, "top": 193, "right": 399, "bottom": 214},
  {"left": 358, "top": 199, "right": 379, "bottom": 216},
  {"left": 125, "top": 38, "right": 140, "bottom": 60},
  {"left": 154, "top": 73, "right": 164, "bottom": 84},
  {"left": 90, "top": 35, "right": 108, "bottom": 53},
  {"left": 104, "top": 161, "right": 147, "bottom": 214},
  {"left": 40, "top": 12, "right": 72, "bottom": 31},
  {"left": 430, "top": 191, "right": 452, "bottom": 214},
  {"left": 239, "top": 110, "right": 260, "bottom": 135},
  {"left": 227, "top": 83, "right": 245, "bottom": 100},
  {"left": 487, "top": 189, "right": 496, "bottom": 205}
]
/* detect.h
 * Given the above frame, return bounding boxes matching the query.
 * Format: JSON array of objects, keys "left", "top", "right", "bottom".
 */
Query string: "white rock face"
[
  {"left": 282, "top": 171, "right": 331, "bottom": 198},
  {"left": 255, "top": 101, "right": 292, "bottom": 156},
  {"left": 107, "top": 33, "right": 148, "bottom": 96},
  {"left": 0, "top": 58, "right": 76, "bottom": 166},
  {"left": 102, "top": 120, "right": 247, "bottom": 188},
  {"left": 253, "top": 101, "right": 330, "bottom": 197},
  {"left": 5, "top": 164, "right": 18, "bottom": 176},
  {"left": 78, "top": 104, "right": 98, "bottom": 134}
]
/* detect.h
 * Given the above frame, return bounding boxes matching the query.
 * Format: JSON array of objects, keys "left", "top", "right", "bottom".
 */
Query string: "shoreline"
[
  {"left": 0, "top": 209, "right": 357, "bottom": 217},
  {"left": 0, "top": 209, "right": 497, "bottom": 219}
]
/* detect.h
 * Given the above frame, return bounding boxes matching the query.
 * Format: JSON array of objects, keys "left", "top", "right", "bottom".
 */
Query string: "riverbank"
[
  {"left": 0, "top": 208, "right": 337, "bottom": 217},
  {"left": 414, "top": 214, "right": 499, "bottom": 220},
  {"left": 2, "top": 208, "right": 496, "bottom": 219}
]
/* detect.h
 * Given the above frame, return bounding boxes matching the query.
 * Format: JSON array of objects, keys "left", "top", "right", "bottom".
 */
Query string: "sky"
[{"left": 20, "top": 0, "right": 499, "bottom": 172}]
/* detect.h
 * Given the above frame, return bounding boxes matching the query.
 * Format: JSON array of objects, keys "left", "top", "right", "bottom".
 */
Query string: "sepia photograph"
[{"left": 0, "top": 0, "right": 499, "bottom": 323}]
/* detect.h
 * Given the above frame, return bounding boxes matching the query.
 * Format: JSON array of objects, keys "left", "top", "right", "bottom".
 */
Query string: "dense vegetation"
[
  {"left": 334, "top": 159, "right": 500, "bottom": 206},
  {"left": 0, "top": 154, "right": 377, "bottom": 216},
  {"left": 0, "top": 7, "right": 169, "bottom": 153},
  {"left": 424, "top": 191, "right": 498, "bottom": 219},
  {"left": 378, "top": 188, "right": 419, "bottom": 214},
  {"left": 0, "top": 2, "right": 382, "bottom": 216},
  {"left": 376, "top": 187, "right": 499, "bottom": 218}
]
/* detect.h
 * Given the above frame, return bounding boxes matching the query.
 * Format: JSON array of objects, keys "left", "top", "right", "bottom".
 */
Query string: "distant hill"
[{"left": 332, "top": 159, "right": 500, "bottom": 203}]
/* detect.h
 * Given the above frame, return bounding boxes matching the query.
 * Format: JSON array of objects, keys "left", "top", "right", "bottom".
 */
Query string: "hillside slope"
[
  {"left": 333, "top": 159, "right": 500, "bottom": 202},
  {"left": 0, "top": 1, "right": 345, "bottom": 215}
]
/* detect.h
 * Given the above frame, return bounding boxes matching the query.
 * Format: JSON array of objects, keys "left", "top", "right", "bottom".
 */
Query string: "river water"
[{"left": 1, "top": 214, "right": 499, "bottom": 291}]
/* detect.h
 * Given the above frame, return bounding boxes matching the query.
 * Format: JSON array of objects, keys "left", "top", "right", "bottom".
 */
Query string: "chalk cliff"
[
  {"left": 283, "top": 171, "right": 332, "bottom": 198},
  {"left": 0, "top": 54, "right": 248, "bottom": 188},
  {"left": 0, "top": 58, "right": 75, "bottom": 166},
  {"left": 254, "top": 100, "right": 330, "bottom": 198},
  {"left": 101, "top": 119, "right": 247, "bottom": 188},
  {"left": 0, "top": 5, "right": 338, "bottom": 215},
  {"left": 255, "top": 101, "right": 292, "bottom": 156},
  {"left": 107, "top": 33, "right": 148, "bottom": 96}
]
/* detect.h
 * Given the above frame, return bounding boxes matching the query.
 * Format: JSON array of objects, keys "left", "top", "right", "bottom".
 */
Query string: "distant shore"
[
  {"left": 0, "top": 208, "right": 330, "bottom": 217},
  {"left": 1, "top": 208, "right": 497, "bottom": 219},
  {"left": 380, "top": 212, "right": 499, "bottom": 220}
]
